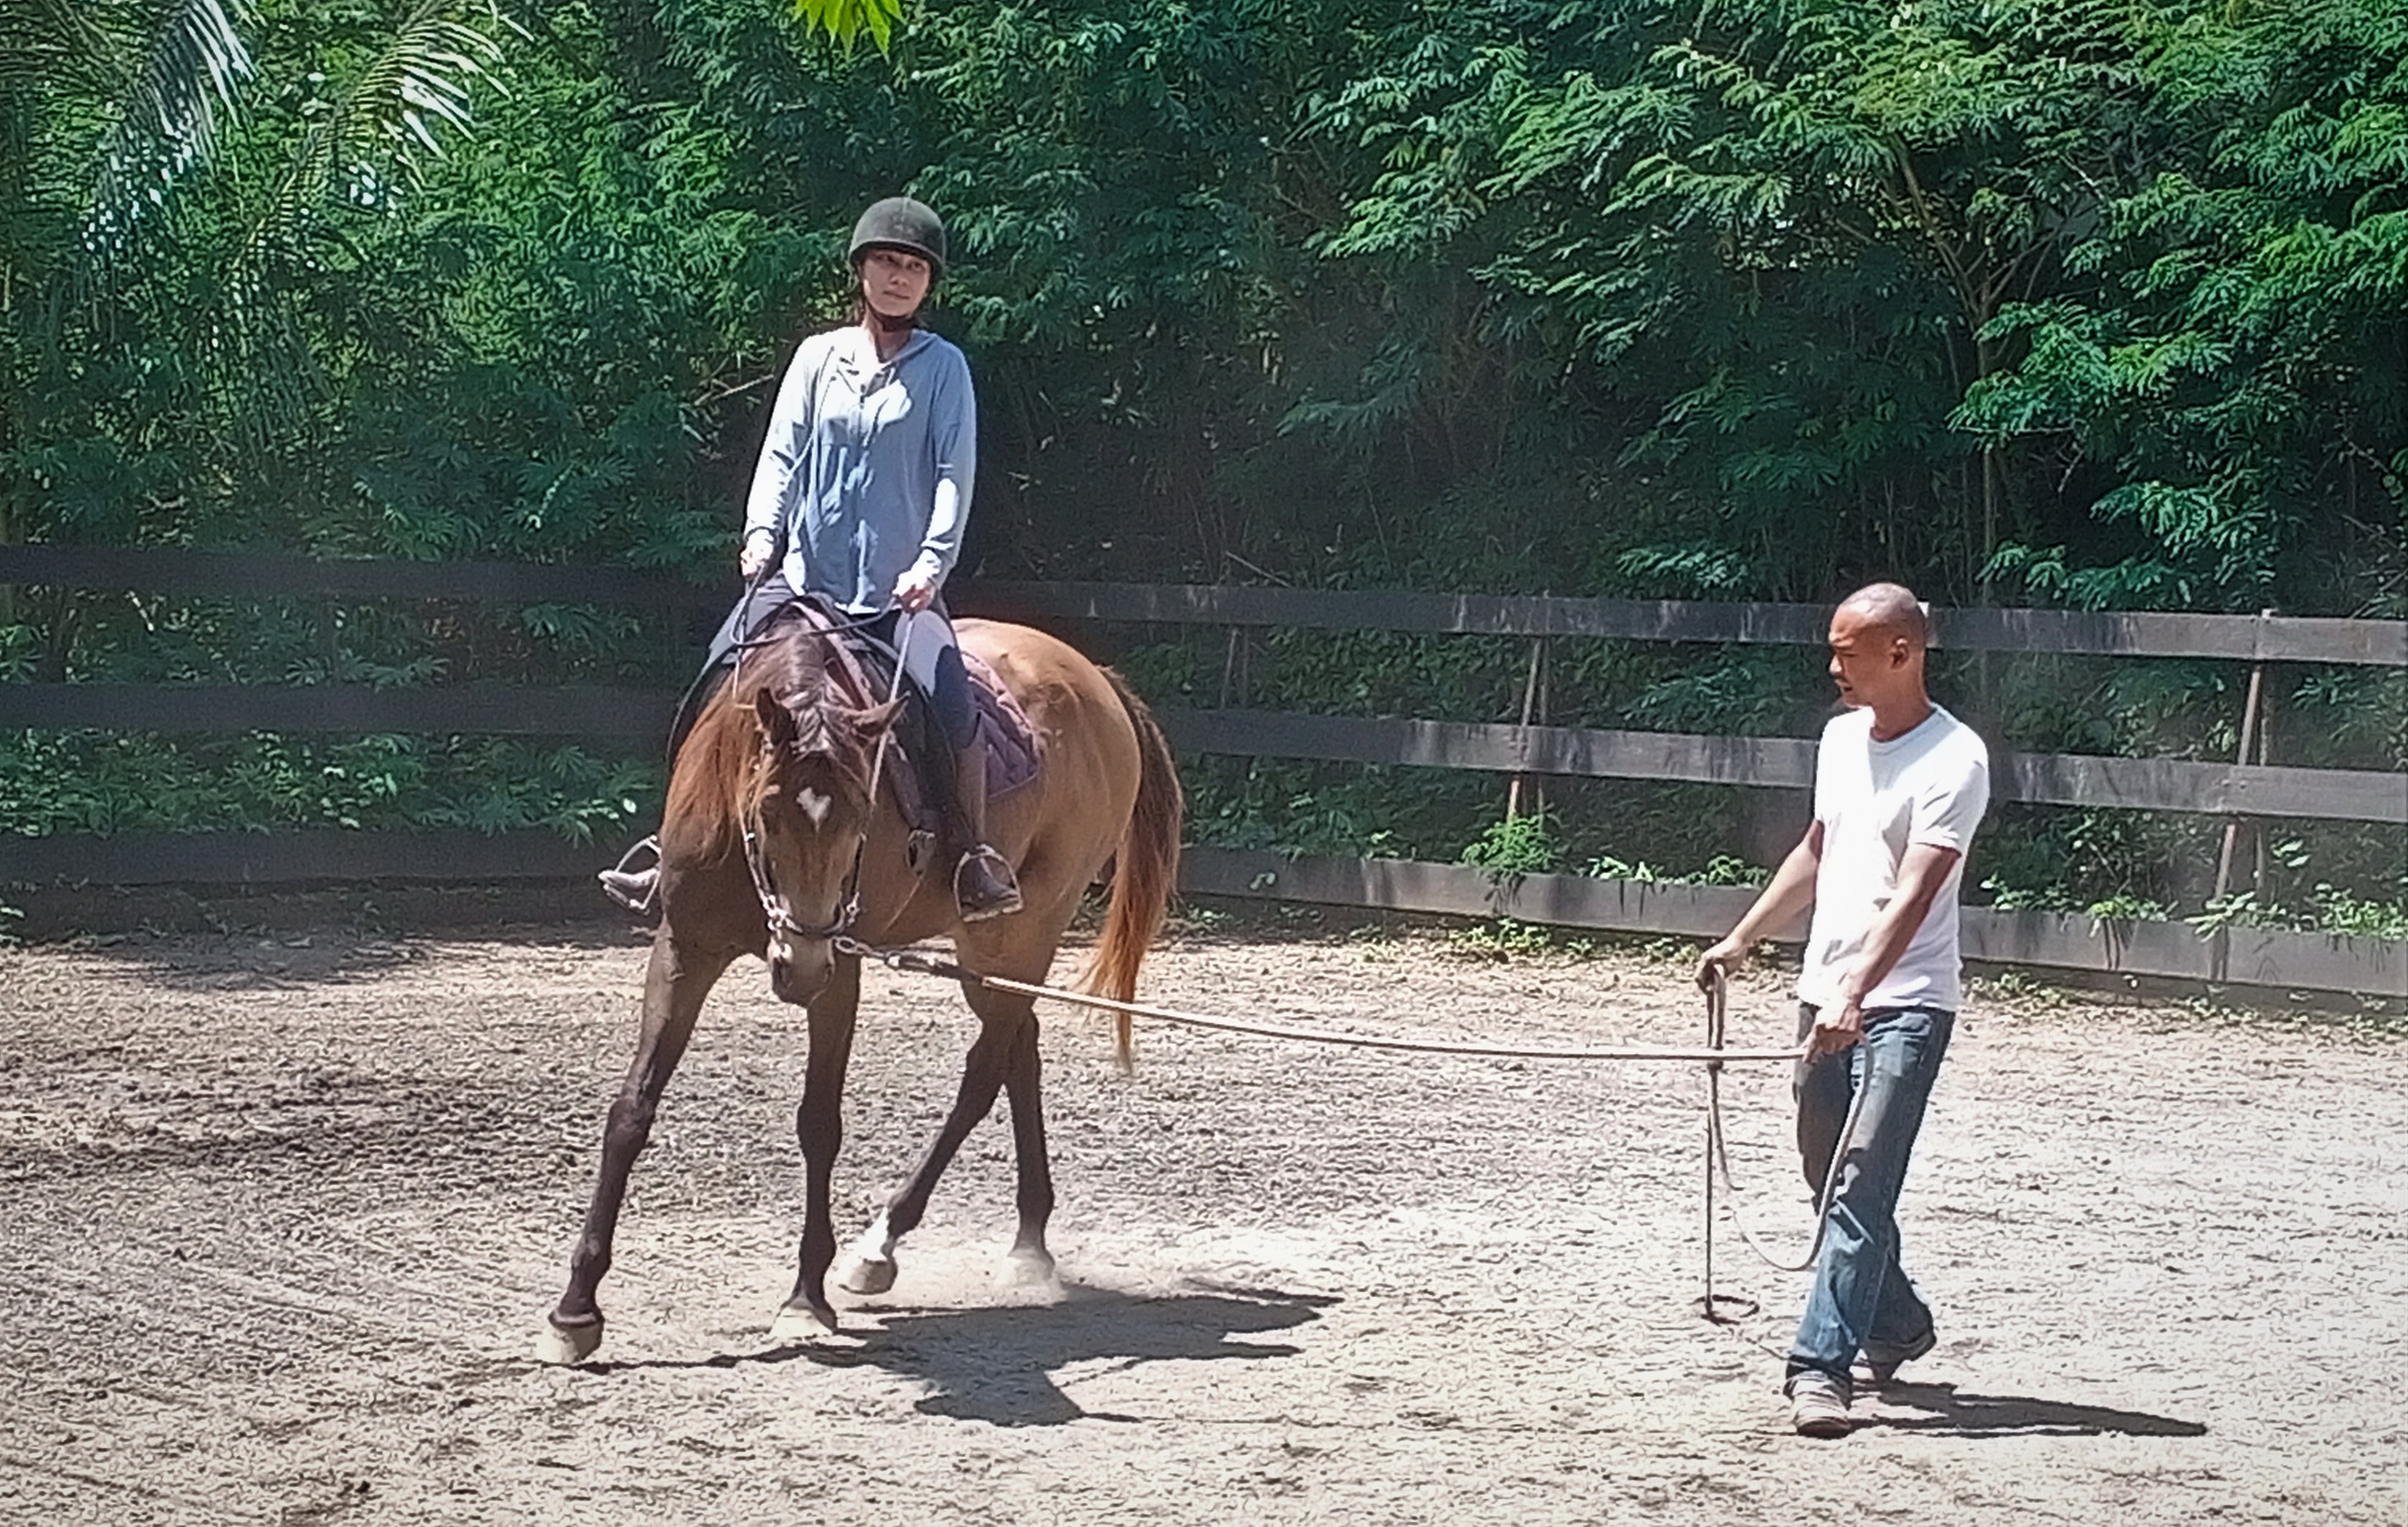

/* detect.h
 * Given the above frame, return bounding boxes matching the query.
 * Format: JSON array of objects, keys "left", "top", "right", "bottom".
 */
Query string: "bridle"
[
  {"left": 736, "top": 611, "right": 912, "bottom": 954},
  {"left": 740, "top": 788, "right": 865, "bottom": 946}
]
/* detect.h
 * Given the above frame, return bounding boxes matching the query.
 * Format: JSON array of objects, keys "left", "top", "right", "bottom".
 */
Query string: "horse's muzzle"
[{"left": 768, "top": 938, "right": 834, "bottom": 1006}]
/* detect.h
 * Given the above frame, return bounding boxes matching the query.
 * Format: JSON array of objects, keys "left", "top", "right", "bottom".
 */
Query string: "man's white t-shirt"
[{"left": 1798, "top": 703, "right": 1991, "bottom": 1013}]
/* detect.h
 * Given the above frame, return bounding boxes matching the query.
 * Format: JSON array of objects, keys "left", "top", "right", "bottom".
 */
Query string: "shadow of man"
[
  {"left": 1866, "top": 1381, "right": 2206, "bottom": 1439},
  {"left": 848, "top": 1280, "right": 1335, "bottom": 1427}
]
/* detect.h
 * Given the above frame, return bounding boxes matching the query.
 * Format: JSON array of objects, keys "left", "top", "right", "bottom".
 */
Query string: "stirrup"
[
  {"left": 954, "top": 846, "right": 1023, "bottom": 922},
  {"left": 598, "top": 835, "right": 662, "bottom": 914}
]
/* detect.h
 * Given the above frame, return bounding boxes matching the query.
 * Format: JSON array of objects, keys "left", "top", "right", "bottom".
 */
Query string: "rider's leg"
[{"left": 899, "top": 610, "right": 1022, "bottom": 921}]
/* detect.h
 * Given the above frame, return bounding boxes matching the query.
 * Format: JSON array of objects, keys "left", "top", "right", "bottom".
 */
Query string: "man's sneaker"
[
  {"left": 1787, "top": 1371, "right": 1853, "bottom": 1438},
  {"left": 1858, "top": 1325, "right": 1937, "bottom": 1386}
]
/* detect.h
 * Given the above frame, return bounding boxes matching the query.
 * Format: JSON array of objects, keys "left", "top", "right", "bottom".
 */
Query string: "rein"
[
  {"left": 1698, "top": 964, "right": 1867, "bottom": 1322},
  {"left": 833, "top": 936, "right": 1810, "bottom": 1064}
]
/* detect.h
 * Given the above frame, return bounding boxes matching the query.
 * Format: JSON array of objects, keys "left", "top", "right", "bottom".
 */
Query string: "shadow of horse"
[
  {"left": 1867, "top": 1381, "right": 2206, "bottom": 1439},
  {"left": 584, "top": 1280, "right": 1333, "bottom": 1427}
]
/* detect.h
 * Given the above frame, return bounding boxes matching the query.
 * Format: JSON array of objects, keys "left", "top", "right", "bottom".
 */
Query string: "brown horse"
[{"left": 535, "top": 611, "right": 1182, "bottom": 1364}]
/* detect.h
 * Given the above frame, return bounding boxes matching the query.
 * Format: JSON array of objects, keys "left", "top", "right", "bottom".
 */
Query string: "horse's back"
[
  {"left": 953, "top": 616, "right": 1145, "bottom": 875},
  {"left": 956, "top": 618, "right": 1134, "bottom": 746}
]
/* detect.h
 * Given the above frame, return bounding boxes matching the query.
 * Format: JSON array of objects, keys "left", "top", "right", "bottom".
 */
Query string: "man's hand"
[
  {"left": 1806, "top": 997, "right": 1864, "bottom": 1060},
  {"left": 739, "top": 545, "right": 771, "bottom": 578},
  {"left": 1696, "top": 936, "right": 1748, "bottom": 993},
  {"left": 893, "top": 568, "right": 938, "bottom": 614}
]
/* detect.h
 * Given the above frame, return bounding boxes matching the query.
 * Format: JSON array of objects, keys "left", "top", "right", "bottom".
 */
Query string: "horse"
[{"left": 534, "top": 609, "right": 1183, "bottom": 1364}]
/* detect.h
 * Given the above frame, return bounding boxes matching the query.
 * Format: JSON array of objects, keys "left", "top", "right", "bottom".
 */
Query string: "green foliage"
[
  {"left": 1447, "top": 917, "right": 1584, "bottom": 962},
  {"left": 1459, "top": 810, "right": 1561, "bottom": 875},
  {"left": 0, "top": 0, "right": 2398, "bottom": 940},
  {"left": 793, "top": 0, "right": 903, "bottom": 51},
  {"left": 0, "top": 730, "right": 657, "bottom": 842}
]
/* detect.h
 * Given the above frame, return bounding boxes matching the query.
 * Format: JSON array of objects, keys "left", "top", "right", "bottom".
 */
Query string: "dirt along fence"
[{"left": 2, "top": 545, "right": 2402, "bottom": 995}]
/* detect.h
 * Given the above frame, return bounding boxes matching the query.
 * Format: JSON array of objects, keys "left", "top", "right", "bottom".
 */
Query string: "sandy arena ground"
[{"left": 2, "top": 910, "right": 2404, "bottom": 1526}]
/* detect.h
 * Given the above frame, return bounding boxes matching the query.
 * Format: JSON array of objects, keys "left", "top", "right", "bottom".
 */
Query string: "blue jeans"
[{"left": 1786, "top": 1003, "right": 1954, "bottom": 1392}]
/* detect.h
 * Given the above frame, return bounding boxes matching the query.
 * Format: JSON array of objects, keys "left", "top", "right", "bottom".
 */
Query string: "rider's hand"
[
  {"left": 893, "top": 568, "right": 938, "bottom": 614},
  {"left": 1806, "top": 997, "right": 1865, "bottom": 1060},
  {"left": 1695, "top": 935, "right": 1747, "bottom": 993},
  {"left": 739, "top": 544, "right": 771, "bottom": 579}
]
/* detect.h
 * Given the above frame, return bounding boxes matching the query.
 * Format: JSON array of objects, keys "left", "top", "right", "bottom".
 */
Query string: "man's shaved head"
[
  {"left": 1825, "top": 581, "right": 1934, "bottom": 727},
  {"left": 1836, "top": 582, "right": 1929, "bottom": 649}
]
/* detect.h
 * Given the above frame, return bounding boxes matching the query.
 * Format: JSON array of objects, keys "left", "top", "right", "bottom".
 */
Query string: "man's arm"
[
  {"left": 1694, "top": 820, "right": 1823, "bottom": 991},
  {"left": 1804, "top": 840, "right": 1961, "bottom": 1057}
]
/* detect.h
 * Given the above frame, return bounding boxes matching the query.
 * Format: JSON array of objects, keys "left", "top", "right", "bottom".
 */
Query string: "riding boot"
[{"left": 949, "top": 736, "right": 1023, "bottom": 921}]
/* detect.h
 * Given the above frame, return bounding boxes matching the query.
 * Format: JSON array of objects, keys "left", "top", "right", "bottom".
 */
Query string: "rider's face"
[{"left": 860, "top": 248, "right": 933, "bottom": 321}]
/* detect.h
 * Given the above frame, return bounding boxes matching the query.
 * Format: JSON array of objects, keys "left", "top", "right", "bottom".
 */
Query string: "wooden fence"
[{"left": 4, "top": 547, "right": 2402, "bottom": 995}]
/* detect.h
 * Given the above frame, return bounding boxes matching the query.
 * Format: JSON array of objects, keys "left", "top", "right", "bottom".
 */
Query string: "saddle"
[
  {"left": 598, "top": 596, "right": 1041, "bottom": 916},
  {"left": 763, "top": 601, "right": 1041, "bottom": 836}
]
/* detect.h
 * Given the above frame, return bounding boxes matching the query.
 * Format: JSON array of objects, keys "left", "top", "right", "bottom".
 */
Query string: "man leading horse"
[{"left": 1697, "top": 583, "right": 1991, "bottom": 1439}]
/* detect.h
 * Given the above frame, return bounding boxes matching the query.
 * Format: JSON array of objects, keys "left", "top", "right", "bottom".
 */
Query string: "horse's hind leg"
[
  {"left": 990, "top": 983, "right": 1058, "bottom": 1286},
  {"left": 535, "top": 928, "right": 733, "bottom": 1365},
  {"left": 770, "top": 952, "right": 860, "bottom": 1343},
  {"left": 834, "top": 985, "right": 1020, "bottom": 1296}
]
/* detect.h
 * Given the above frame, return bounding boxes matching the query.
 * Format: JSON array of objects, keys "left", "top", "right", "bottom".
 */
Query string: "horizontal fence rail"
[
  {"left": 1, "top": 830, "right": 2397, "bottom": 996},
  {"left": 1182, "top": 849, "right": 2407, "bottom": 997},
  {"left": 4, "top": 549, "right": 2401, "bottom": 664},
  {"left": 6, "top": 691, "right": 2402, "bottom": 823},
  {"left": 0, "top": 544, "right": 728, "bottom": 609},
  {"left": 0, "top": 828, "right": 603, "bottom": 884},
  {"left": 1152, "top": 710, "right": 2408, "bottom": 824},
  {"left": 967, "top": 581, "right": 2408, "bottom": 667},
  {"left": 4, "top": 683, "right": 679, "bottom": 738}
]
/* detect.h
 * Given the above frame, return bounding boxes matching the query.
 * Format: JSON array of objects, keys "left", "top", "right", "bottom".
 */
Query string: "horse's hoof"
[
  {"left": 532, "top": 1314, "right": 603, "bottom": 1366},
  {"left": 837, "top": 1254, "right": 898, "bottom": 1297},
  {"left": 768, "top": 1301, "right": 840, "bottom": 1345},
  {"left": 1000, "top": 1248, "right": 1057, "bottom": 1288}
]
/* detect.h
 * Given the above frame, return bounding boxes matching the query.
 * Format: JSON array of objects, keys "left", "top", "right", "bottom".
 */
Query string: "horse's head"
[{"left": 743, "top": 684, "right": 903, "bottom": 1005}]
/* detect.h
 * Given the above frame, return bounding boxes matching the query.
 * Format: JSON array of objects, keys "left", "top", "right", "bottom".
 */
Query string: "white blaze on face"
[{"left": 797, "top": 788, "right": 832, "bottom": 827}]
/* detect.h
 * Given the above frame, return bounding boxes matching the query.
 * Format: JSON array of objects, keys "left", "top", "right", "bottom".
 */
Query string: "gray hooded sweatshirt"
[{"left": 740, "top": 325, "right": 977, "bottom": 614}]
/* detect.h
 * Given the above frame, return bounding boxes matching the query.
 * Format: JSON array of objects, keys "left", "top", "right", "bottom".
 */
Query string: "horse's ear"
[
  {"left": 754, "top": 689, "right": 798, "bottom": 752},
  {"left": 849, "top": 697, "right": 906, "bottom": 739}
]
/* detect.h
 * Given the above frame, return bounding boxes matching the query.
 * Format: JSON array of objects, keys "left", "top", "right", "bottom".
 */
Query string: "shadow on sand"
[
  {"left": 583, "top": 1279, "right": 1333, "bottom": 1427},
  {"left": 1866, "top": 1381, "right": 2206, "bottom": 1439}
]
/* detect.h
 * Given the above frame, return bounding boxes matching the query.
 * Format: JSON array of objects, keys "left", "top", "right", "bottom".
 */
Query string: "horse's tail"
[{"left": 1081, "top": 666, "right": 1184, "bottom": 1068}]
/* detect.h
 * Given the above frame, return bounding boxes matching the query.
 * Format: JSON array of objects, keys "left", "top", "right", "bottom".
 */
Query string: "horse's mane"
[{"left": 664, "top": 613, "right": 856, "bottom": 861}]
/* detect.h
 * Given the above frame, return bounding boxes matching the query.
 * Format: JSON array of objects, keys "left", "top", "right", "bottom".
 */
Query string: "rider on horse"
[{"left": 602, "top": 196, "right": 1022, "bottom": 923}]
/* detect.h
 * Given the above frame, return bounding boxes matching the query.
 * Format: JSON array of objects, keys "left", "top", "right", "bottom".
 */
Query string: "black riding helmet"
[{"left": 848, "top": 196, "right": 946, "bottom": 279}]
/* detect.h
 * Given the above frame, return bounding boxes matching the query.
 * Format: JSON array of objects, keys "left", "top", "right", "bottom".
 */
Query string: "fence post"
[
  {"left": 315, "top": 598, "right": 342, "bottom": 679},
  {"left": 2211, "top": 610, "right": 2275, "bottom": 906},
  {"left": 1218, "top": 626, "right": 1246, "bottom": 709},
  {"left": 1506, "top": 635, "right": 1548, "bottom": 821},
  {"left": 2253, "top": 675, "right": 2275, "bottom": 897}
]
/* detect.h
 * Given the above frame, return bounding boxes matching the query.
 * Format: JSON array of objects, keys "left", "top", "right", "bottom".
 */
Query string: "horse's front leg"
[
  {"left": 536, "top": 927, "right": 735, "bottom": 1364},
  {"left": 770, "top": 952, "right": 860, "bottom": 1342},
  {"left": 834, "top": 984, "right": 1019, "bottom": 1297}
]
